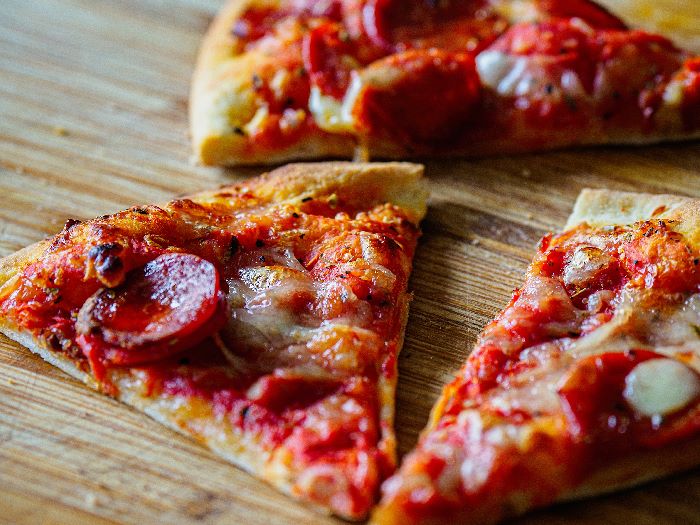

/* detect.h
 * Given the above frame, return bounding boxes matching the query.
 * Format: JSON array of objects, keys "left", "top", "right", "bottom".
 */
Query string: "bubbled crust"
[
  {"left": 0, "top": 162, "right": 427, "bottom": 520},
  {"left": 566, "top": 188, "right": 700, "bottom": 260}
]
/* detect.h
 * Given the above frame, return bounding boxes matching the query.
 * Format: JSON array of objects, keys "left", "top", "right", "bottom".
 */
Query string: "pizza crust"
[
  {"left": 0, "top": 322, "right": 309, "bottom": 508},
  {"left": 0, "top": 240, "right": 50, "bottom": 290},
  {"left": 567, "top": 188, "right": 700, "bottom": 251}
]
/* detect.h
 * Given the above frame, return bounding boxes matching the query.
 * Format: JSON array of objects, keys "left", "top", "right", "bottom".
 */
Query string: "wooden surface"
[{"left": 1, "top": 1, "right": 699, "bottom": 524}]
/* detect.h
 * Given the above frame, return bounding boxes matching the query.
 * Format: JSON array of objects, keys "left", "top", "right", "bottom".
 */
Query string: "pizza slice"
[
  {"left": 372, "top": 188, "right": 700, "bottom": 525},
  {"left": 0, "top": 162, "right": 427, "bottom": 520},
  {"left": 190, "top": 0, "right": 700, "bottom": 165}
]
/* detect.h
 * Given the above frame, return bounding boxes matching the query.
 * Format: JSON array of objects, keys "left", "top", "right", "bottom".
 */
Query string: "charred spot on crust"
[
  {"left": 63, "top": 218, "right": 82, "bottom": 230},
  {"left": 88, "top": 243, "right": 125, "bottom": 287},
  {"left": 229, "top": 236, "right": 240, "bottom": 256},
  {"left": 96, "top": 254, "right": 123, "bottom": 275},
  {"left": 88, "top": 242, "right": 122, "bottom": 260}
]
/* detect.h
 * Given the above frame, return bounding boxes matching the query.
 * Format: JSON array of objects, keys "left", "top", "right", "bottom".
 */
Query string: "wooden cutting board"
[{"left": 1, "top": 1, "right": 699, "bottom": 524}]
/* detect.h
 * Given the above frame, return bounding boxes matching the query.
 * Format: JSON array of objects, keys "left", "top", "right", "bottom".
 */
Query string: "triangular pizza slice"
[
  {"left": 0, "top": 162, "right": 427, "bottom": 520},
  {"left": 373, "top": 188, "right": 700, "bottom": 524}
]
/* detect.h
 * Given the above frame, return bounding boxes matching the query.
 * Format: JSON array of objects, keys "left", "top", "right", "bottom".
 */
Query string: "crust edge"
[{"left": 565, "top": 188, "right": 694, "bottom": 229}]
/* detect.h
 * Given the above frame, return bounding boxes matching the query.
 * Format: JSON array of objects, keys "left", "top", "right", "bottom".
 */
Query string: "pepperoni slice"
[
  {"left": 303, "top": 22, "right": 357, "bottom": 99},
  {"left": 352, "top": 50, "right": 481, "bottom": 145},
  {"left": 76, "top": 253, "right": 224, "bottom": 367},
  {"left": 490, "top": 20, "right": 592, "bottom": 58},
  {"left": 355, "top": 0, "right": 498, "bottom": 53},
  {"left": 538, "top": 0, "right": 627, "bottom": 30}
]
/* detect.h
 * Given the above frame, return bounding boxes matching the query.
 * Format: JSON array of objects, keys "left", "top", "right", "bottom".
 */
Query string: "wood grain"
[{"left": 0, "top": 1, "right": 699, "bottom": 524}]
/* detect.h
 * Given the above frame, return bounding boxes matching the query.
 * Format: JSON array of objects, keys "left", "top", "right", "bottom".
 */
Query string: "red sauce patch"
[
  {"left": 352, "top": 49, "right": 481, "bottom": 145},
  {"left": 303, "top": 22, "right": 358, "bottom": 98},
  {"left": 558, "top": 350, "right": 658, "bottom": 441}
]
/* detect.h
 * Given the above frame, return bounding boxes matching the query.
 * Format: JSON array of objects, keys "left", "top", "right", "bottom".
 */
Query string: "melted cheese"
[
  {"left": 623, "top": 358, "right": 700, "bottom": 417},
  {"left": 563, "top": 246, "right": 612, "bottom": 288},
  {"left": 243, "top": 105, "right": 270, "bottom": 136},
  {"left": 220, "top": 246, "right": 388, "bottom": 375},
  {"left": 475, "top": 50, "right": 529, "bottom": 96},
  {"left": 475, "top": 49, "right": 587, "bottom": 99},
  {"left": 478, "top": 286, "right": 700, "bottom": 422},
  {"left": 308, "top": 74, "right": 364, "bottom": 134}
]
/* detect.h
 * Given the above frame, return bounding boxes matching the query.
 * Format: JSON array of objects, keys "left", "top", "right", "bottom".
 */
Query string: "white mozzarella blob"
[
  {"left": 623, "top": 358, "right": 700, "bottom": 417},
  {"left": 307, "top": 74, "right": 363, "bottom": 133},
  {"left": 475, "top": 49, "right": 587, "bottom": 99},
  {"left": 475, "top": 50, "right": 528, "bottom": 96},
  {"left": 243, "top": 105, "right": 270, "bottom": 136}
]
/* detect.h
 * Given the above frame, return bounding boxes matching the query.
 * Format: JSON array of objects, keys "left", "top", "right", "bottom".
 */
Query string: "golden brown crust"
[
  {"left": 0, "top": 161, "right": 427, "bottom": 520},
  {"left": 567, "top": 188, "right": 700, "bottom": 252},
  {"left": 239, "top": 161, "right": 427, "bottom": 222},
  {"left": 189, "top": 0, "right": 253, "bottom": 163},
  {"left": 565, "top": 188, "right": 694, "bottom": 230}
]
